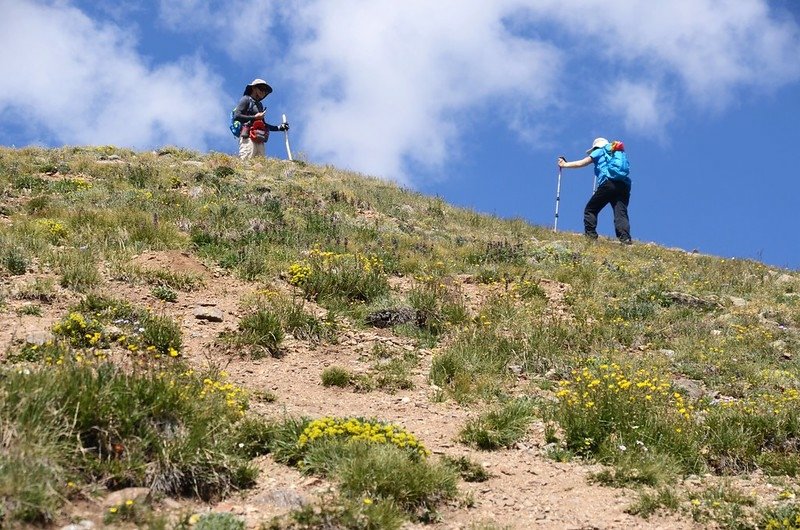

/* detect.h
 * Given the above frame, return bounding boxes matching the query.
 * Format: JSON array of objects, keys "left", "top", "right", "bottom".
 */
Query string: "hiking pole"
[
  {"left": 281, "top": 114, "right": 293, "bottom": 161},
  {"left": 554, "top": 157, "right": 565, "bottom": 232}
]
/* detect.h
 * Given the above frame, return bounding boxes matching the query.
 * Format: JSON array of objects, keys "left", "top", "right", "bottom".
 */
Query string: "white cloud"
[
  {"left": 606, "top": 81, "right": 673, "bottom": 139},
  {"left": 520, "top": 0, "right": 800, "bottom": 102},
  {"left": 283, "top": 1, "right": 562, "bottom": 184},
  {"left": 0, "top": 0, "right": 227, "bottom": 150}
]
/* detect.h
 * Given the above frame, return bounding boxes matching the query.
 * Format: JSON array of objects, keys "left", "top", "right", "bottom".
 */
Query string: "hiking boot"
[{"left": 619, "top": 238, "right": 632, "bottom": 245}]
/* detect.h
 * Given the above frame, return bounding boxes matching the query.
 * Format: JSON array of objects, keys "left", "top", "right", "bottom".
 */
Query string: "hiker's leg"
[
  {"left": 239, "top": 138, "right": 255, "bottom": 160},
  {"left": 611, "top": 183, "right": 632, "bottom": 242},
  {"left": 254, "top": 141, "right": 266, "bottom": 157},
  {"left": 584, "top": 183, "right": 613, "bottom": 238}
]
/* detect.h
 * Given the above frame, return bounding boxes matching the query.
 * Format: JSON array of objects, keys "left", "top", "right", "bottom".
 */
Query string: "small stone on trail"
[
  {"left": 194, "top": 306, "right": 224, "bottom": 322},
  {"left": 59, "top": 521, "right": 95, "bottom": 530},
  {"left": 25, "top": 330, "right": 54, "bottom": 346},
  {"left": 103, "top": 487, "right": 151, "bottom": 508}
]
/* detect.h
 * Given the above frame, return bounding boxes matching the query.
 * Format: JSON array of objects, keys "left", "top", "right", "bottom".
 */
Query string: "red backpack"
[{"left": 249, "top": 119, "right": 268, "bottom": 143}]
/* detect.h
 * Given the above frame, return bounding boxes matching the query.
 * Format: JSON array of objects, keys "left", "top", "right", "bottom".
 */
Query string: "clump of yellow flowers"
[{"left": 298, "top": 417, "right": 429, "bottom": 459}]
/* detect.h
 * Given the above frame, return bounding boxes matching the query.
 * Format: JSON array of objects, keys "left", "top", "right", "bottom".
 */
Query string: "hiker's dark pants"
[{"left": 584, "top": 180, "right": 631, "bottom": 241}]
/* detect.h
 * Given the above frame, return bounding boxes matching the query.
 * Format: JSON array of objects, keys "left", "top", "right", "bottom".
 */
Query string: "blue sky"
[{"left": 1, "top": 1, "right": 799, "bottom": 270}]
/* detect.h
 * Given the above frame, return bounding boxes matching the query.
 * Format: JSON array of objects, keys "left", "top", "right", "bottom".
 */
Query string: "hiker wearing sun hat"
[
  {"left": 557, "top": 137, "right": 633, "bottom": 244},
  {"left": 232, "top": 78, "right": 289, "bottom": 160}
]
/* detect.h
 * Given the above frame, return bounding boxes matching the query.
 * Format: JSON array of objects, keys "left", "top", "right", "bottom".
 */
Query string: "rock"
[
  {"left": 59, "top": 521, "right": 95, "bottom": 530},
  {"left": 104, "top": 325, "right": 124, "bottom": 340},
  {"left": 776, "top": 274, "right": 795, "bottom": 285},
  {"left": 771, "top": 340, "right": 787, "bottom": 353},
  {"left": 262, "top": 489, "right": 307, "bottom": 508},
  {"left": 365, "top": 307, "right": 417, "bottom": 328},
  {"left": 664, "top": 291, "right": 722, "bottom": 310},
  {"left": 25, "top": 330, "right": 54, "bottom": 346},
  {"left": 728, "top": 296, "right": 747, "bottom": 307},
  {"left": 658, "top": 349, "right": 676, "bottom": 358},
  {"left": 194, "top": 306, "right": 224, "bottom": 322},
  {"left": 188, "top": 186, "right": 204, "bottom": 199},
  {"left": 673, "top": 378, "right": 706, "bottom": 400},
  {"left": 103, "top": 487, "right": 151, "bottom": 508}
]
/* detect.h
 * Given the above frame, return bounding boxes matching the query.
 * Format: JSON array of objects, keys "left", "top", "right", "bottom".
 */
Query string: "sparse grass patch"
[
  {"left": 151, "top": 284, "right": 178, "bottom": 302},
  {"left": 252, "top": 415, "right": 454, "bottom": 524},
  {"left": 627, "top": 487, "right": 681, "bottom": 518},
  {"left": 430, "top": 327, "right": 517, "bottom": 402},
  {"left": 114, "top": 264, "right": 204, "bottom": 291},
  {"left": 321, "top": 366, "right": 352, "bottom": 387},
  {"left": 408, "top": 274, "right": 469, "bottom": 337},
  {"left": 57, "top": 250, "right": 100, "bottom": 291},
  {"left": 468, "top": 240, "right": 527, "bottom": 266},
  {"left": 333, "top": 442, "right": 457, "bottom": 522},
  {"left": 441, "top": 455, "right": 491, "bottom": 482},
  {"left": 459, "top": 398, "right": 537, "bottom": 450},
  {"left": 287, "top": 249, "right": 389, "bottom": 304},
  {"left": 370, "top": 354, "right": 416, "bottom": 393},
  {"left": 141, "top": 313, "right": 183, "bottom": 356},
  {"left": 49, "top": 295, "right": 183, "bottom": 358},
  {"left": 16, "top": 303, "right": 42, "bottom": 316},
  {"left": 760, "top": 502, "right": 800, "bottom": 530},
  {"left": 269, "top": 295, "right": 332, "bottom": 343},
  {"left": 688, "top": 483, "right": 757, "bottom": 528},
  {"left": 103, "top": 497, "right": 149, "bottom": 526},
  {"left": 590, "top": 450, "right": 677, "bottom": 488},
  {"left": 2, "top": 246, "right": 29, "bottom": 275},
  {"left": 552, "top": 359, "right": 703, "bottom": 476},
  {"left": 192, "top": 512, "right": 245, "bottom": 530},
  {"left": 15, "top": 277, "right": 56, "bottom": 302},
  {"left": 269, "top": 492, "right": 404, "bottom": 530},
  {"left": 229, "top": 308, "right": 284, "bottom": 358},
  {"left": 701, "top": 390, "right": 800, "bottom": 475},
  {"left": 0, "top": 361, "right": 254, "bottom": 525}
]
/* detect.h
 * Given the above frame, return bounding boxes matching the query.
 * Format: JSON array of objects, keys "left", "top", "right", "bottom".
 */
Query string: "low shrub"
[
  {"left": 0, "top": 361, "right": 254, "bottom": 525},
  {"left": 459, "top": 399, "right": 536, "bottom": 450},
  {"left": 321, "top": 366, "right": 352, "bottom": 388},
  {"left": 553, "top": 359, "right": 703, "bottom": 475},
  {"left": 235, "top": 308, "right": 284, "bottom": 358},
  {"left": 287, "top": 249, "right": 388, "bottom": 303}
]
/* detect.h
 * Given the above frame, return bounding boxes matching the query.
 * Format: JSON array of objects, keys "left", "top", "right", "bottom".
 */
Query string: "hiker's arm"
[{"left": 558, "top": 156, "right": 593, "bottom": 169}]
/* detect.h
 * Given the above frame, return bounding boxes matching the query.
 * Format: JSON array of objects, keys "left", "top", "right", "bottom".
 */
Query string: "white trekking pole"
[
  {"left": 554, "top": 157, "right": 565, "bottom": 232},
  {"left": 281, "top": 113, "right": 293, "bottom": 161}
]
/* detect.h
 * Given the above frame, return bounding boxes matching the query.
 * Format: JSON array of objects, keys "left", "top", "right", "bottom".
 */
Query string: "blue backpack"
[
  {"left": 230, "top": 96, "right": 256, "bottom": 137},
  {"left": 229, "top": 108, "right": 242, "bottom": 138},
  {"left": 603, "top": 141, "right": 630, "bottom": 180}
]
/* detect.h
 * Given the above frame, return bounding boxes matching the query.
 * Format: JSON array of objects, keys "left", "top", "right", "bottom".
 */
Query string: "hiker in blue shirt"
[
  {"left": 234, "top": 78, "right": 289, "bottom": 160},
  {"left": 558, "top": 137, "right": 632, "bottom": 244}
]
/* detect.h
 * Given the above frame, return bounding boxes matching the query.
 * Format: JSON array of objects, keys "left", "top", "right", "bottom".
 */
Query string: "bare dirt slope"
[{"left": 1, "top": 250, "right": 703, "bottom": 530}]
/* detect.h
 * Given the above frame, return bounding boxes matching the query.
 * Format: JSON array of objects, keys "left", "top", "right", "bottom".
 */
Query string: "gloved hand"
[{"left": 278, "top": 122, "right": 290, "bottom": 131}]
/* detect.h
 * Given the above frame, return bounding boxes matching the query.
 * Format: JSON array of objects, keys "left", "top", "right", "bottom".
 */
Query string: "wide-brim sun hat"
[
  {"left": 243, "top": 78, "right": 273, "bottom": 96},
  {"left": 586, "top": 137, "right": 609, "bottom": 154}
]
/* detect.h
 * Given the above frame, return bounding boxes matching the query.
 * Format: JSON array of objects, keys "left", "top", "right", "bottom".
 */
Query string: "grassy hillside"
[{"left": 1, "top": 145, "right": 799, "bottom": 529}]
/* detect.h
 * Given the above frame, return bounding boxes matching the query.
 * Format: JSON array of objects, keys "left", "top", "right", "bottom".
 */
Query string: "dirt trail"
[{"left": 1, "top": 251, "right": 702, "bottom": 529}]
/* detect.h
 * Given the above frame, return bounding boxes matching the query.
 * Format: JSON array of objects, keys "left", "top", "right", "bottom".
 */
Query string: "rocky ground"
[{"left": 1, "top": 250, "right": 707, "bottom": 530}]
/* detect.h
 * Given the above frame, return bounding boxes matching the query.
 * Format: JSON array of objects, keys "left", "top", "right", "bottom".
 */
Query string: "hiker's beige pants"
[{"left": 238, "top": 137, "right": 265, "bottom": 160}]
